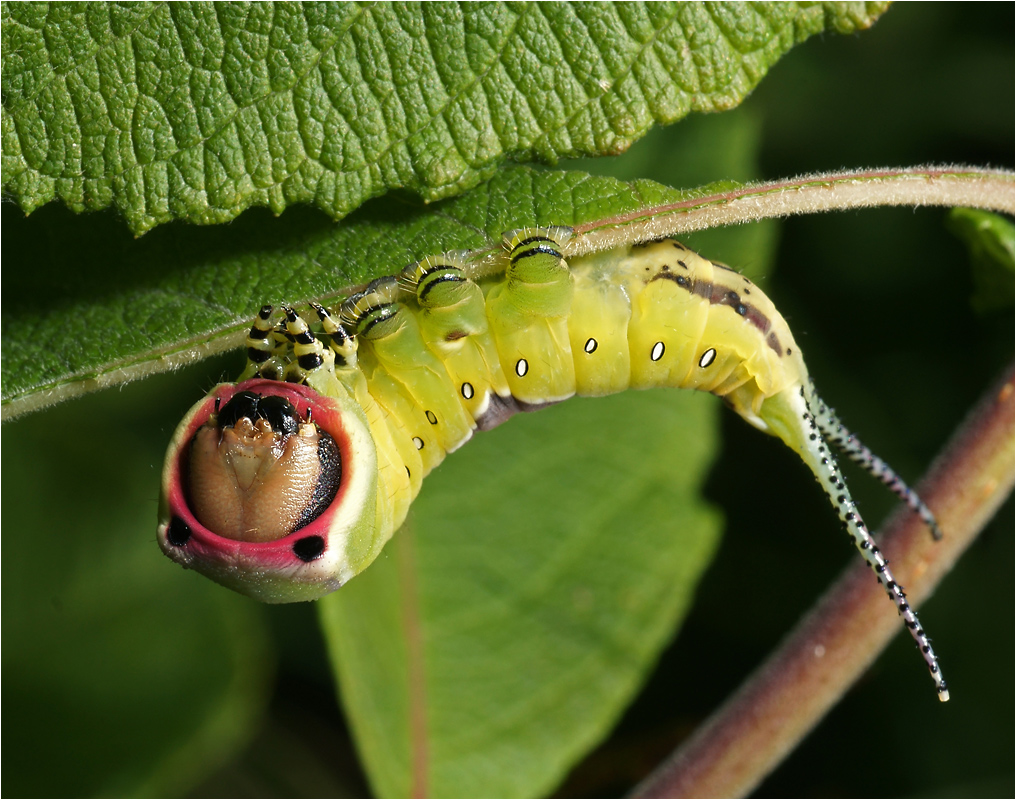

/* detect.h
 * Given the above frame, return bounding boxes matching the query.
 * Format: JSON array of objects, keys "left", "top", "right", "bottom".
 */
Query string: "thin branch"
[
  {"left": 631, "top": 362, "right": 1016, "bottom": 799},
  {"left": 571, "top": 166, "right": 1015, "bottom": 255},
  {"left": 4, "top": 167, "right": 1012, "bottom": 422}
]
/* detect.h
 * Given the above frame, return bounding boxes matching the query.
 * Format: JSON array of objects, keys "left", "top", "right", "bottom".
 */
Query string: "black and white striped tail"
[
  {"left": 796, "top": 384, "right": 949, "bottom": 701},
  {"left": 807, "top": 383, "right": 943, "bottom": 540}
]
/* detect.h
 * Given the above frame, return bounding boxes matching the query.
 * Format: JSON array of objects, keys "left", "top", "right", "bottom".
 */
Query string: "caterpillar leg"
[
  {"left": 279, "top": 305, "right": 333, "bottom": 383},
  {"left": 310, "top": 302, "right": 358, "bottom": 369},
  {"left": 239, "top": 305, "right": 291, "bottom": 381},
  {"left": 761, "top": 385, "right": 949, "bottom": 701},
  {"left": 808, "top": 386, "right": 943, "bottom": 540}
]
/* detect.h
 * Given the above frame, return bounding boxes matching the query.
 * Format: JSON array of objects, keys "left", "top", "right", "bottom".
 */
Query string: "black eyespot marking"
[
  {"left": 426, "top": 410, "right": 438, "bottom": 425},
  {"left": 218, "top": 391, "right": 300, "bottom": 435},
  {"left": 293, "top": 535, "right": 326, "bottom": 562},
  {"left": 461, "top": 382, "right": 475, "bottom": 399},
  {"left": 584, "top": 338, "right": 597, "bottom": 354},
  {"left": 168, "top": 517, "right": 192, "bottom": 547},
  {"left": 651, "top": 342, "right": 665, "bottom": 362},
  {"left": 218, "top": 391, "right": 259, "bottom": 427},
  {"left": 258, "top": 395, "right": 300, "bottom": 435},
  {"left": 293, "top": 431, "right": 342, "bottom": 531},
  {"left": 516, "top": 358, "right": 529, "bottom": 377}
]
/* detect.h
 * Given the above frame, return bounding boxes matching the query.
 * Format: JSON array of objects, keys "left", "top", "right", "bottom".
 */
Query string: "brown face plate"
[{"left": 186, "top": 391, "right": 341, "bottom": 543}]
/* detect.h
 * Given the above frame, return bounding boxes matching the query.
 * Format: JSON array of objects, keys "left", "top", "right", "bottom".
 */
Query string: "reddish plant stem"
[{"left": 632, "top": 362, "right": 1015, "bottom": 799}]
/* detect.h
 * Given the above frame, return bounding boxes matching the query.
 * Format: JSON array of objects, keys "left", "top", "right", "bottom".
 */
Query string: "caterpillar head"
[{"left": 158, "top": 378, "right": 379, "bottom": 603}]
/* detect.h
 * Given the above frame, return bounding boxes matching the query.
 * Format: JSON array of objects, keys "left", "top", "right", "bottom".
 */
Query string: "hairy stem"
[
  {"left": 571, "top": 166, "right": 1014, "bottom": 255},
  {"left": 631, "top": 362, "right": 1015, "bottom": 799},
  {"left": 3, "top": 167, "right": 1011, "bottom": 423}
]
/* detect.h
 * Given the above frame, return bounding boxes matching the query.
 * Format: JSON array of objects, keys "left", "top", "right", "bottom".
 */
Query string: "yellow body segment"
[
  {"left": 164, "top": 226, "right": 950, "bottom": 698},
  {"left": 333, "top": 233, "right": 811, "bottom": 547}
]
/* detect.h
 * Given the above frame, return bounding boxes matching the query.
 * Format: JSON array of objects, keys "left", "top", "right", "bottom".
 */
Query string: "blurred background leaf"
[
  {"left": 321, "top": 389, "right": 722, "bottom": 797},
  {"left": 946, "top": 208, "right": 1015, "bottom": 313}
]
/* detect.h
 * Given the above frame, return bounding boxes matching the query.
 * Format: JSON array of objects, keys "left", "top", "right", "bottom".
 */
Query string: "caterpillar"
[{"left": 158, "top": 227, "right": 948, "bottom": 701}]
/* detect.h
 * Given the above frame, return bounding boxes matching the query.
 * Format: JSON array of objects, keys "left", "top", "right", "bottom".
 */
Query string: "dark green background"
[{"left": 3, "top": 3, "right": 1012, "bottom": 797}]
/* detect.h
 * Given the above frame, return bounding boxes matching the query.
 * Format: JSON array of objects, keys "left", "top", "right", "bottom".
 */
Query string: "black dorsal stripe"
[
  {"left": 651, "top": 270, "right": 783, "bottom": 355},
  {"left": 357, "top": 304, "right": 399, "bottom": 337},
  {"left": 510, "top": 241, "right": 561, "bottom": 264},
  {"left": 418, "top": 272, "right": 466, "bottom": 302}
]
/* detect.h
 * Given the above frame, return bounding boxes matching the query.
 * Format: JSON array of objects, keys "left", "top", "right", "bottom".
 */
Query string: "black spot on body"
[
  {"left": 168, "top": 518, "right": 192, "bottom": 546},
  {"left": 293, "top": 536, "right": 326, "bottom": 562},
  {"left": 298, "top": 352, "right": 323, "bottom": 371}
]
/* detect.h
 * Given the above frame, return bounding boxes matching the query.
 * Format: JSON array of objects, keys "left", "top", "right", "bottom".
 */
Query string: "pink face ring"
[{"left": 158, "top": 378, "right": 373, "bottom": 603}]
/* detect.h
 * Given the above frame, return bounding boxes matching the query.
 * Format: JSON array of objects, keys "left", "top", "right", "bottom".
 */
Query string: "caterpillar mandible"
[{"left": 158, "top": 227, "right": 949, "bottom": 701}]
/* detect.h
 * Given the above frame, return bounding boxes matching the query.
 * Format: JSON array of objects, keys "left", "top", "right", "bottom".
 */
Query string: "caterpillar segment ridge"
[{"left": 158, "top": 226, "right": 948, "bottom": 701}]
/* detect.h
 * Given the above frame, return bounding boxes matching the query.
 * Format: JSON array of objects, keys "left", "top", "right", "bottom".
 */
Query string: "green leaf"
[
  {"left": 320, "top": 389, "right": 722, "bottom": 798},
  {"left": 0, "top": 376, "right": 274, "bottom": 797},
  {"left": 0, "top": 166, "right": 696, "bottom": 416},
  {"left": 2, "top": 1, "right": 889, "bottom": 233},
  {"left": 946, "top": 207, "right": 1015, "bottom": 313}
]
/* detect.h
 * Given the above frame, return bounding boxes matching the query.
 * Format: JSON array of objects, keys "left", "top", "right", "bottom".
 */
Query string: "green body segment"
[
  {"left": 168, "top": 226, "right": 948, "bottom": 697},
  {"left": 330, "top": 229, "right": 947, "bottom": 699},
  {"left": 339, "top": 231, "right": 807, "bottom": 552}
]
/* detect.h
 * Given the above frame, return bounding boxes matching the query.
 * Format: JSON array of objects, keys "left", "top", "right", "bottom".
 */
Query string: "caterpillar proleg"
[{"left": 158, "top": 228, "right": 948, "bottom": 700}]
